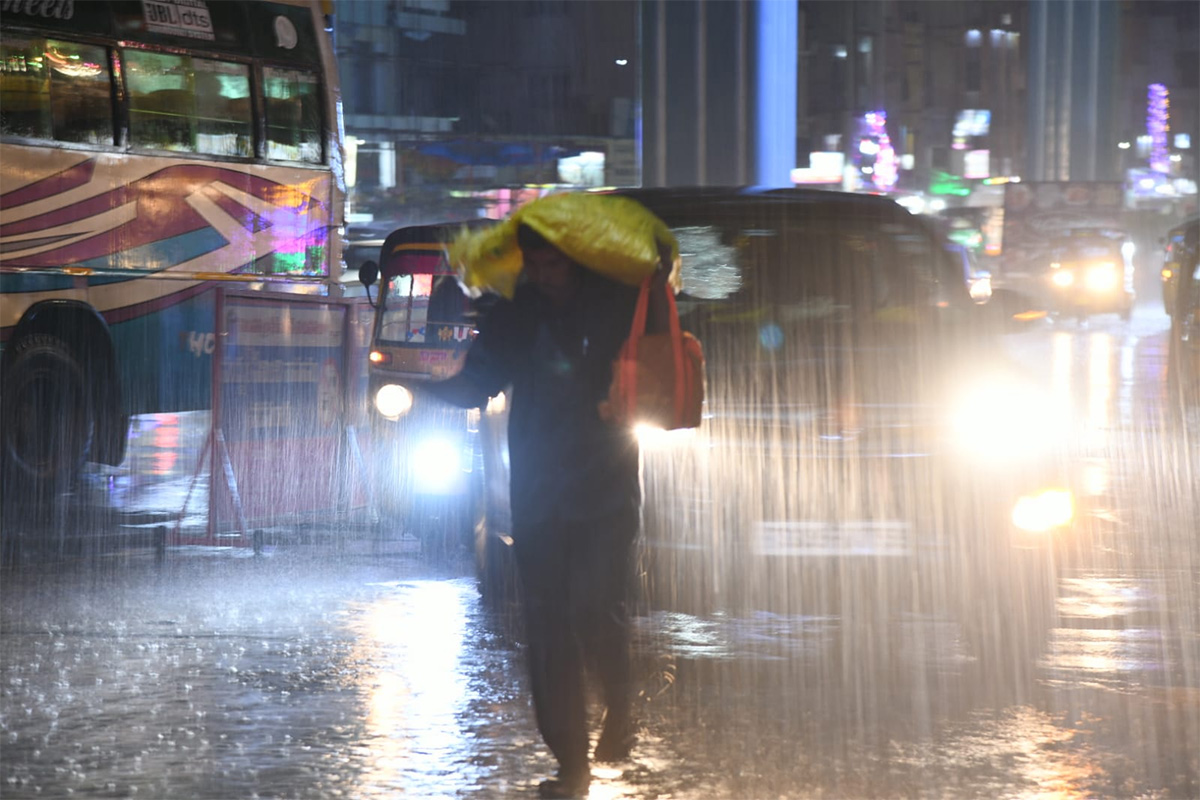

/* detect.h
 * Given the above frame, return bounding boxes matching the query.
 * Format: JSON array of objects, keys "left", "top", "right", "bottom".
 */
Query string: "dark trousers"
[{"left": 512, "top": 504, "right": 640, "bottom": 775}]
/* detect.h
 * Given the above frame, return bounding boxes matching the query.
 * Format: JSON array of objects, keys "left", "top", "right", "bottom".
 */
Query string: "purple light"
[
  {"left": 1147, "top": 83, "right": 1170, "bottom": 174},
  {"left": 862, "top": 110, "right": 897, "bottom": 191}
]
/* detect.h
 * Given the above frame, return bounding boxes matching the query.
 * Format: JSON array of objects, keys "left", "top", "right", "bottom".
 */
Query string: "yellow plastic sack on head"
[{"left": 448, "top": 193, "right": 679, "bottom": 298}]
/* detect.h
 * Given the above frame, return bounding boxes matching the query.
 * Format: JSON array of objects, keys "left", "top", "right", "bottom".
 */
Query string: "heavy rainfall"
[{"left": 1, "top": 1, "right": 1198, "bottom": 799}]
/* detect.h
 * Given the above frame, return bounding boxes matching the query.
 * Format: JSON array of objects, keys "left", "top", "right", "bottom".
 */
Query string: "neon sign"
[
  {"left": 1147, "top": 83, "right": 1170, "bottom": 174},
  {"left": 862, "top": 111, "right": 897, "bottom": 191}
]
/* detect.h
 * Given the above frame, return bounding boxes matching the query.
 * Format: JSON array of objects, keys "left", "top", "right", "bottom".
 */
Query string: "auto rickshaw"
[{"left": 357, "top": 221, "right": 499, "bottom": 552}]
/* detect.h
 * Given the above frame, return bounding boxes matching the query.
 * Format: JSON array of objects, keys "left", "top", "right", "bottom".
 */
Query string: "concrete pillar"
[{"left": 641, "top": 0, "right": 797, "bottom": 187}]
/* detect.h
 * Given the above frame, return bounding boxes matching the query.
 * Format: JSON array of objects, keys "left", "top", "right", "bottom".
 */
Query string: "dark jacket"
[{"left": 426, "top": 271, "right": 641, "bottom": 530}]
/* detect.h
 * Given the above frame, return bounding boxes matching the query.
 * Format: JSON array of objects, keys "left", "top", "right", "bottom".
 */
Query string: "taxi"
[
  {"left": 1045, "top": 232, "right": 1136, "bottom": 321},
  {"left": 474, "top": 187, "right": 1077, "bottom": 675}
]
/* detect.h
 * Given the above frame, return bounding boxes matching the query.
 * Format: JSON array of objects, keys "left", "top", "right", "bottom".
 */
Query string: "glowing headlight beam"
[
  {"left": 949, "top": 375, "right": 1067, "bottom": 463},
  {"left": 1084, "top": 263, "right": 1118, "bottom": 291},
  {"left": 634, "top": 423, "right": 697, "bottom": 449},
  {"left": 411, "top": 436, "right": 464, "bottom": 494},
  {"left": 1012, "top": 489, "right": 1074, "bottom": 533}
]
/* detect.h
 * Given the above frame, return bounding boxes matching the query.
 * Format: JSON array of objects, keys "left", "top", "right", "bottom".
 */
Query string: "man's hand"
[{"left": 654, "top": 243, "right": 675, "bottom": 290}]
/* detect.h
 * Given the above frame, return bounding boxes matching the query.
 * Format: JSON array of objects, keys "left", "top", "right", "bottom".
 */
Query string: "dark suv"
[{"left": 476, "top": 187, "right": 1074, "bottom": 667}]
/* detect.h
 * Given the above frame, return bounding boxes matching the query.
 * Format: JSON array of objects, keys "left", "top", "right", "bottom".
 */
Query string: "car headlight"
[
  {"left": 635, "top": 423, "right": 699, "bottom": 451},
  {"left": 411, "top": 436, "right": 464, "bottom": 493},
  {"left": 375, "top": 384, "right": 414, "bottom": 419},
  {"left": 1011, "top": 488, "right": 1074, "bottom": 532},
  {"left": 949, "top": 375, "right": 1066, "bottom": 463},
  {"left": 1051, "top": 269, "right": 1075, "bottom": 288},
  {"left": 1084, "top": 262, "right": 1118, "bottom": 291}
]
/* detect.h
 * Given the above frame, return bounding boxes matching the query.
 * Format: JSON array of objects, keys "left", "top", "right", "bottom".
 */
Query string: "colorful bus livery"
[
  {"left": 1, "top": 0, "right": 346, "bottom": 503},
  {"left": 2, "top": 156, "right": 332, "bottom": 277},
  {"left": 1, "top": 150, "right": 335, "bottom": 411}
]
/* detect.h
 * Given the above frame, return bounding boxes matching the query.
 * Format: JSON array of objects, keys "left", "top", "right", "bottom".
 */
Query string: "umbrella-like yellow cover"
[{"left": 448, "top": 193, "right": 679, "bottom": 298}]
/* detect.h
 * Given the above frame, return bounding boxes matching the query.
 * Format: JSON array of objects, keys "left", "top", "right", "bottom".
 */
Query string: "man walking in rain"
[{"left": 420, "top": 196, "right": 678, "bottom": 798}]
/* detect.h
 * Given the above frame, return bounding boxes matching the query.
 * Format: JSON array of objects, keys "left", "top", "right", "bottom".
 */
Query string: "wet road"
[{"left": 2, "top": 302, "right": 1198, "bottom": 798}]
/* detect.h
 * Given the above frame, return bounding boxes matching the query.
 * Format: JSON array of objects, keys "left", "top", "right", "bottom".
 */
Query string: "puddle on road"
[{"left": 3, "top": 546, "right": 1198, "bottom": 798}]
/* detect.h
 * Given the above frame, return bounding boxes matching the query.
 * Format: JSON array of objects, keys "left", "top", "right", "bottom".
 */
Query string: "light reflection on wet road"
[
  {"left": 2, "top": 304, "right": 1198, "bottom": 797},
  {"left": 3, "top": 548, "right": 1196, "bottom": 798}
]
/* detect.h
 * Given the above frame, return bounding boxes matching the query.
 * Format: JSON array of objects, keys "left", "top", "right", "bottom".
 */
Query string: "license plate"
[{"left": 754, "top": 520, "right": 912, "bottom": 557}]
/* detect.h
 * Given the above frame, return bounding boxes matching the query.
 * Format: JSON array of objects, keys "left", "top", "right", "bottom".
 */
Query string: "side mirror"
[{"left": 358, "top": 260, "right": 379, "bottom": 288}]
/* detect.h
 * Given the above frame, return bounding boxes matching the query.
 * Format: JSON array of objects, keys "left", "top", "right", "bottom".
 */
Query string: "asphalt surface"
[{"left": 2, "top": 300, "right": 1198, "bottom": 798}]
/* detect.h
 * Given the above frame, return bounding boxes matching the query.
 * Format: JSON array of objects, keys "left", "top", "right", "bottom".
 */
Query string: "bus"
[{"left": 1, "top": 0, "right": 350, "bottom": 520}]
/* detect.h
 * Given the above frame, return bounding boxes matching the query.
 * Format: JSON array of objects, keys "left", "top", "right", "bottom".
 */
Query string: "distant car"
[
  {"left": 1162, "top": 217, "right": 1199, "bottom": 318},
  {"left": 1045, "top": 233, "right": 1136, "bottom": 321},
  {"left": 1165, "top": 218, "right": 1200, "bottom": 419},
  {"left": 475, "top": 187, "right": 1074, "bottom": 672}
]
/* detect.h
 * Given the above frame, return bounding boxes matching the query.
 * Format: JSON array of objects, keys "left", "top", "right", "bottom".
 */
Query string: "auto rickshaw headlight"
[
  {"left": 1051, "top": 269, "right": 1075, "bottom": 288},
  {"left": 375, "top": 384, "right": 414, "bottom": 419},
  {"left": 1084, "top": 262, "right": 1118, "bottom": 291}
]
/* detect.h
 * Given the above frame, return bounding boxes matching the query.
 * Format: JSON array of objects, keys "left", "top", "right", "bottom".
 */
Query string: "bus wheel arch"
[
  {"left": 2, "top": 301, "right": 127, "bottom": 478},
  {"left": 1, "top": 333, "right": 94, "bottom": 483}
]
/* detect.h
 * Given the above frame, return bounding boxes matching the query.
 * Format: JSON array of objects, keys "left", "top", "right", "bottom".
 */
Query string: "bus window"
[
  {"left": 125, "top": 50, "right": 252, "bottom": 158},
  {"left": 0, "top": 38, "right": 112, "bottom": 145},
  {"left": 263, "top": 67, "right": 322, "bottom": 163},
  {"left": 194, "top": 59, "right": 252, "bottom": 157}
]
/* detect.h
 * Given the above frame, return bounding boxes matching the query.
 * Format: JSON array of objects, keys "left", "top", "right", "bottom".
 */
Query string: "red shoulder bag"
[{"left": 599, "top": 276, "right": 705, "bottom": 430}]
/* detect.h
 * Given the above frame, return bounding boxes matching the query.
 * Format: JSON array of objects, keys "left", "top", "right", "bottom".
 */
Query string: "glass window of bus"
[
  {"left": 125, "top": 49, "right": 251, "bottom": 157},
  {"left": 380, "top": 274, "right": 433, "bottom": 343},
  {"left": 0, "top": 38, "right": 113, "bottom": 145},
  {"left": 263, "top": 67, "right": 322, "bottom": 163},
  {"left": 194, "top": 58, "right": 252, "bottom": 156}
]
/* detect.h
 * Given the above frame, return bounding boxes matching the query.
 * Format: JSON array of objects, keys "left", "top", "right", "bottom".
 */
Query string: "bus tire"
[{"left": 1, "top": 333, "right": 94, "bottom": 496}]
